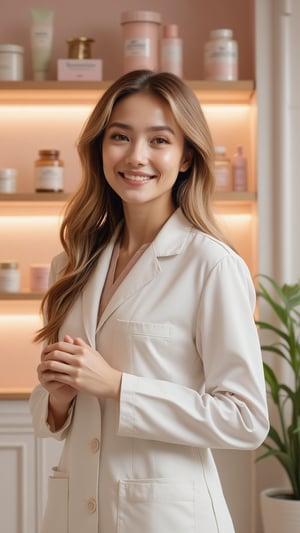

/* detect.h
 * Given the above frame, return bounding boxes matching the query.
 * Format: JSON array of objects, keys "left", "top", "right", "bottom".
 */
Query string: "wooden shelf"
[
  {"left": 0, "top": 191, "right": 256, "bottom": 204},
  {"left": 0, "top": 389, "right": 32, "bottom": 400},
  {"left": 0, "top": 191, "right": 256, "bottom": 216},
  {"left": 0, "top": 193, "right": 69, "bottom": 215},
  {"left": 214, "top": 191, "right": 256, "bottom": 202},
  {"left": 0, "top": 192, "right": 69, "bottom": 202},
  {"left": 0, "top": 291, "right": 44, "bottom": 301},
  {"left": 0, "top": 80, "right": 255, "bottom": 105}
]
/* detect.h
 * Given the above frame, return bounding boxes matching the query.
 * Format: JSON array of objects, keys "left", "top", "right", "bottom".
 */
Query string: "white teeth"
[{"left": 123, "top": 174, "right": 151, "bottom": 182}]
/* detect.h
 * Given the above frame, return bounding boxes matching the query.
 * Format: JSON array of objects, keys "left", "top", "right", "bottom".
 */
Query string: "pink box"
[{"left": 57, "top": 59, "right": 103, "bottom": 81}]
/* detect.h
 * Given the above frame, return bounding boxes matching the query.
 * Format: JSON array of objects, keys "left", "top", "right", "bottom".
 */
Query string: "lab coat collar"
[{"left": 152, "top": 207, "right": 192, "bottom": 257}]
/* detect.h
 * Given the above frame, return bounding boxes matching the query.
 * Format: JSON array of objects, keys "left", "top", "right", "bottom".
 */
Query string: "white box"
[{"left": 57, "top": 59, "right": 103, "bottom": 81}]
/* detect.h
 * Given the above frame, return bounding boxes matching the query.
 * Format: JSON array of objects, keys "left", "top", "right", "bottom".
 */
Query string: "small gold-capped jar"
[
  {"left": 35, "top": 149, "right": 64, "bottom": 192},
  {"left": 66, "top": 37, "right": 94, "bottom": 59},
  {"left": 0, "top": 261, "right": 20, "bottom": 293}
]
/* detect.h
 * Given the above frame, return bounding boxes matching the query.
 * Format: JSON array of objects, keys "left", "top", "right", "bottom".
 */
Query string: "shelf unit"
[
  {"left": 0, "top": 80, "right": 257, "bottom": 391},
  {"left": 0, "top": 80, "right": 255, "bottom": 104}
]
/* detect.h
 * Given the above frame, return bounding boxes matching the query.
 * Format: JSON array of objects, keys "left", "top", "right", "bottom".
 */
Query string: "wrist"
[
  {"left": 49, "top": 393, "right": 72, "bottom": 414},
  {"left": 47, "top": 394, "right": 73, "bottom": 432}
]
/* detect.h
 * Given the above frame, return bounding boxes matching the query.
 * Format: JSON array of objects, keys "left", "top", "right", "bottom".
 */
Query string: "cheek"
[
  {"left": 157, "top": 149, "right": 184, "bottom": 170},
  {"left": 102, "top": 145, "right": 120, "bottom": 172}
]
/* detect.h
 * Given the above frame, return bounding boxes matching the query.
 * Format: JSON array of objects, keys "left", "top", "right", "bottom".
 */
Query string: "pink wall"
[{"left": 0, "top": 0, "right": 254, "bottom": 81}]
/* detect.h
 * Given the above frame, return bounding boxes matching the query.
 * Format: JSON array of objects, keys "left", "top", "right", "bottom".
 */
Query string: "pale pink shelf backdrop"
[{"left": 0, "top": 0, "right": 254, "bottom": 81}]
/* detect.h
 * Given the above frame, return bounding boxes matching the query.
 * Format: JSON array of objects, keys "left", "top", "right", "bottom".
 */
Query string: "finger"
[
  {"left": 40, "top": 355, "right": 77, "bottom": 374},
  {"left": 44, "top": 341, "right": 77, "bottom": 359},
  {"left": 64, "top": 334, "right": 74, "bottom": 344},
  {"left": 73, "top": 337, "right": 89, "bottom": 348}
]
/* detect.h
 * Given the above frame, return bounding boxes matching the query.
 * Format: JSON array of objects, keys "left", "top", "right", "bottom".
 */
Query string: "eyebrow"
[{"left": 107, "top": 121, "right": 176, "bottom": 136}]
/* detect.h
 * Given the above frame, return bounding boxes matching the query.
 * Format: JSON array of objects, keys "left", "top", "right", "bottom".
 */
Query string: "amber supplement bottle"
[{"left": 35, "top": 149, "right": 64, "bottom": 192}]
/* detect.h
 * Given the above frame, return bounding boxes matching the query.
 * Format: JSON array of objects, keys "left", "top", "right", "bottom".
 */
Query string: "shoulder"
[
  {"left": 166, "top": 209, "right": 249, "bottom": 274},
  {"left": 192, "top": 230, "right": 252, "bottom": 282},
  {"left": 189, "top": 231, "right": 256, "bottom": 307},
  {"left": 190, "top": 229, "right": 239, "bottom": 266},
  {"left": 181, "top": 219, "right": 254, "bottom": 294}
]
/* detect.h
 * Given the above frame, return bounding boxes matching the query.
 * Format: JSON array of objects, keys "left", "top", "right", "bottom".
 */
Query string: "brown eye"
[
  {"left": 111, "top": 133, "right": 129, "bottom": 142},
  {"left": 152, "top": 137, "right": 169, "bottom": 145}
]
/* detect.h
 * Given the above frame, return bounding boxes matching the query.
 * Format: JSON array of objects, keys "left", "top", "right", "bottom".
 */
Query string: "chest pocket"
[{"left": 115, "top": 320, "right": 176, "bottom": 379}]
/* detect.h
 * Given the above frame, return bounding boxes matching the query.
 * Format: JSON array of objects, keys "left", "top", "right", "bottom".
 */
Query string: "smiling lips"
[{"left": 120, "top": 172, "right": 155, "bottom": 183}]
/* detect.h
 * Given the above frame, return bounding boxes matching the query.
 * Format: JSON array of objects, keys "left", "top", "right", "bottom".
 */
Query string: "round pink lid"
[{"left": 121, "top": 10, "right": 162, "bottom": 25}]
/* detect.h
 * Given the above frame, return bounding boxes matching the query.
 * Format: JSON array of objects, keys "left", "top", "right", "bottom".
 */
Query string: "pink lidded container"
[
  {"left": 120, "top": 10, "right": 162, "bottom": 73},
  {"left": 29, "top": 264, "right": 50, "bottom": 293}
]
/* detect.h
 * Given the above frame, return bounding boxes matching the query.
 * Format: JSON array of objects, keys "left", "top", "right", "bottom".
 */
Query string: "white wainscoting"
[{"left": 0, "top": 400, "right": 63, "bottom": 533}]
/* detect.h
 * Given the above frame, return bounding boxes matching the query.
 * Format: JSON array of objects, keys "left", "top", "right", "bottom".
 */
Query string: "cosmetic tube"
[{"left": 30, "top": 8, "right": 54, "bottom": 80}]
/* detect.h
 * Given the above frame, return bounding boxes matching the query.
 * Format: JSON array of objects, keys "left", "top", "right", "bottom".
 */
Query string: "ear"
[{"left": 179, "top": 148, "right": 193, "bottom": 172}]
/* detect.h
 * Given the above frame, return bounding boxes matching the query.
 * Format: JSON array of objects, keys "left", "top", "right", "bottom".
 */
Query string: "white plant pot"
[{"left": 260, "top": 488, "right": 300, "bottom": 533}]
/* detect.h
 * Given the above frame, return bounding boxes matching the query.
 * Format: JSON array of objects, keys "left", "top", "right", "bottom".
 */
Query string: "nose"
[{"left": 125, "top": 139, "right": 148, "bottom": 166}]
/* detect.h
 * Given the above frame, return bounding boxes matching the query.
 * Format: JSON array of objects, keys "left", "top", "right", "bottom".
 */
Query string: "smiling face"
[{"left": 102, "top": 91, "right": 191, "bottom": 217}]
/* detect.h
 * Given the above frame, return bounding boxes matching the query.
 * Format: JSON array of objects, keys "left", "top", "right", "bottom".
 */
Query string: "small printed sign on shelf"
[{"left": 57, "top": 59, "right": 103, "bottom": 81}]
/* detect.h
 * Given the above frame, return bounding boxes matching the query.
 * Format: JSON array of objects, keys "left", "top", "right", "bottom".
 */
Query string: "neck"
[{"left": 120, "top": 201, "right": 176, "bottom": 255}]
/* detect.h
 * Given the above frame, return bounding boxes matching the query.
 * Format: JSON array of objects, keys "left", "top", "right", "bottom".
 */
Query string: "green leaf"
[{"left": 256, "top": 275, "right": 300, "bottom": 499}]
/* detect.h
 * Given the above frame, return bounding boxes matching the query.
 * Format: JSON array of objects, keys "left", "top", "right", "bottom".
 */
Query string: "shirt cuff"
[{"left": 117, "top": 372, "right": 139, "bottom": 436}]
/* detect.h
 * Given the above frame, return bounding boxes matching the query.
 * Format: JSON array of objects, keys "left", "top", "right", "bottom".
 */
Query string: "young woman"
[{"left": 30, "top": 70, "right": 269, "bottom": 533}]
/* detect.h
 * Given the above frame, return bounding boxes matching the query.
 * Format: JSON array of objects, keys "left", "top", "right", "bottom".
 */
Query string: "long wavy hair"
[{"left": 35, "top": 69, "right": 230, "bottom": 343}]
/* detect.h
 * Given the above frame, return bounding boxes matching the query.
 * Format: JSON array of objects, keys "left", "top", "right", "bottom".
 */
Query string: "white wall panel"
[{"left": 0, "top": 401, "right": 36, "bottom": 533}]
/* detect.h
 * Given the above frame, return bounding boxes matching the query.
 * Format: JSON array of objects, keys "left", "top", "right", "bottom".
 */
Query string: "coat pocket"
[
  {"left": 40, "top": 470, "right": 69, "bottom": 533},
  {"left": 117, "top": 478, "right": 196, "bottom": 533}
]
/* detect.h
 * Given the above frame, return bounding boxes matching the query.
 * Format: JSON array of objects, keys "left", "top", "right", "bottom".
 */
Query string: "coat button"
[
  {"left": 87, "top": 498, "right": 97, "bottom": 513},
  {"left": 89, "top": 438, "right": 100, "bottom": 453}
]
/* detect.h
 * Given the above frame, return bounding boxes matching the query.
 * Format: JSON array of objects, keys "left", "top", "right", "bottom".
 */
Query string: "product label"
[
  {"left": 35, "top": 166, "right": 64, "bottom": 191},
  {"left": 0, "top": 270, "right": 20, "bottom": 292},
  {"left": 125, "top": 39, "right": 150, "bottom": 57},
  {"left": 205, "top": 49, "right": 238, "bottom": 63},
  {"left": 215, "top": 164, "right": 231, "bottom": 191},
  {"left": 0, "top": 177, "right": 16, "bottom": 193},
  {"left": 204, "top": 42, "right": 238, "bottom": 80},
  {"left": 0, "top": 54, "right": 23, "bottom": 81},
  {"left": 233, "top": 167, "right": 247, "bottom": 191},
  {"left": 161, "top": 42, "right": 182, "bottom": 62},
  {"left": 31, "top": 24, "right": 53, "bottom": 49}
]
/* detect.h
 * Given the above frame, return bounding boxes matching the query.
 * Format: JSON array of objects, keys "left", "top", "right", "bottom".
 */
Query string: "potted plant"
[{"left": 255, "top": 275, "right": 300, "bottom": 533}]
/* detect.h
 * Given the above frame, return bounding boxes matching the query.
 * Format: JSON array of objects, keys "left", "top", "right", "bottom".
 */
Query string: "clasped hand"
[{"left": 38, "top": 335, "right": 122, "bottom": 402}]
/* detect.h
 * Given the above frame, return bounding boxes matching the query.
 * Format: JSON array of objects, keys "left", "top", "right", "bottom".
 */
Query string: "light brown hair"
[{"left": 35, "top": 69, "right": 229, "bottom": 343}]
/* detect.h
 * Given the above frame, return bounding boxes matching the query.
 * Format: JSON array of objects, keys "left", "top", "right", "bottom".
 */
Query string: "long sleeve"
[{"left": 117, "top": 254, "right": 269, "bottom": 450}]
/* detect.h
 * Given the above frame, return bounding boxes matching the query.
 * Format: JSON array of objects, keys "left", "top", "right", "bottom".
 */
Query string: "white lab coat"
[{"left": 30, "top": 208, "right": 269, "bottom": 533}]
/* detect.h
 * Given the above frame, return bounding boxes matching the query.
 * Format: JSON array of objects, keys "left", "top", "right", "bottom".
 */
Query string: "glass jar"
[
  {"left": 66, "top": 37, "right": 94, "bottom": 59},
  {"left": 0, "top": 168, "right": 17, "bottom": 193},
  {"left": 214, "top": 146, "right": 232, "bottom": 191},
  {"left": 35, "top": 149, "right": 64, "bottom": 192},
  {"left": 0, "top": 44, "right": 24, "bottom": 81},
  {"left": 29, "top": 264, "right": 50, "bottom": 293},
  {"left": 204, "top": 29, "right": 238, "bottom": 81},
  {"left": 0, "top": 261, "right": 20, "bottom": 293}
]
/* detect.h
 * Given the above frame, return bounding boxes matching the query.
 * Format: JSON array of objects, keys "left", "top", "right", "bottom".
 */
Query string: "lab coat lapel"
[
  {"left": 97, "top": 244, "right": 161, "bottom": 330},
  {"left": 81, "top": 240, "right": 114, "bottom": 347}
]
